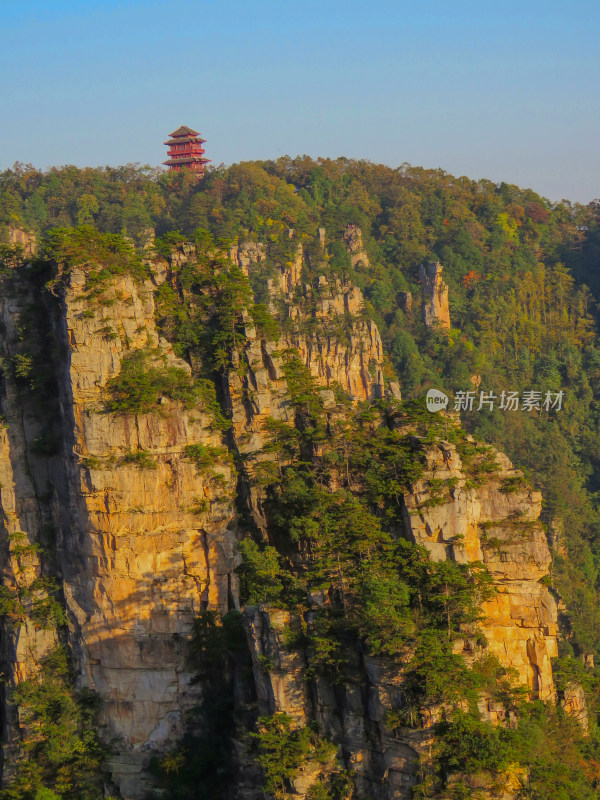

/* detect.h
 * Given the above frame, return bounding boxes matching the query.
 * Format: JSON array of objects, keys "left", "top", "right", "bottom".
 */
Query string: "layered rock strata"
[
  {"left": 225, "top": 239, "right": 389, "bottom": 533},
  {"left": 0, "top": 263, "right": 238, "bottom": 798},
  {"left": 240, "top": 427, "right": 558, "bottom": 799},
  {"left": 0, "top": 238, "right": 564, "bottom": 800},
  {"left": 233, "top": 239, "right": 387, "bottom": 404},
  {"left": 401, "top": 435, "right": 557, "bottom": 699},
  {"left": 54, "top": 267, "right": 238, "bottom": 797}
]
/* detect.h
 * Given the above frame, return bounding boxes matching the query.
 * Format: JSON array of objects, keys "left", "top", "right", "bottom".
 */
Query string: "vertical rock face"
[
  {"left": 232, "top": 235, "right": 386, "bottom": 404},
  {"left": 0, "top": 236, "right": 571, "bottom": 800},
  {"left": 419, "top": 261, "right": 450, "bottom": 330},
  {"left": 0, "top": 264, "right": 239, "bottom": 798},
  {"left": 243, "top": 605, "right": 430, "bottom": 800},
  {"left": 52, "top": 268, "right": 238, "bottom": 797},
  {"left": 0, "top": 287, "right": 60, "bottom": 778},
  {"left": 224, "top": 240, "right": 389, "bottom": 532},
  {"left": 268, "top": 246, "right": 385, "bottom": 402},
  {"left": 230, "top": 241, "right": 268, "bottom": 276},
  {"left": 342, "top": 224, "right": 370, "bottom": 268},
  {"left": 560, "top": 682, "right": 589, "bottom": 732},
  {"left": 4, "top": 228, "right": 36, "bottom": 256},
  {"left": 239, "top": 428, "right": 559, "bottom": 799},
  {"left": 402, "top": 436, "right": 558, "bottom": 699}
]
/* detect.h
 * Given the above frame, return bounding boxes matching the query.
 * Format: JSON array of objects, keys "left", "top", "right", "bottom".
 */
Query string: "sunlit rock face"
[
  {"left": 419, "top": 261, "right": 451, "bottom": 330},
  {"left": 342, "top": 224, "right": 370, "bottom": 269},
  {"left": 0, "top": 234, "right": 566, "bottom": 800},
  {"left": 401, "top": 437, "right": 557, "bottom": 700},
  {"left": 4, "top": 226, "right": 36, "bottom": 256},
  {"left": 53, "top": 266, "right": 238, "bottom": 797},
  {"left": 239, "top": 431, "right": 558, "bottom": 799},
  {"left": 0, "top": 261, "right": 237, "bottom": 798}
]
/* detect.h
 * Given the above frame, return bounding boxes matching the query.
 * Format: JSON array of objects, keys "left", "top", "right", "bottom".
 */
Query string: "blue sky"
[{"left": 1, "top": 0, "right": 599, "bottom": 202}]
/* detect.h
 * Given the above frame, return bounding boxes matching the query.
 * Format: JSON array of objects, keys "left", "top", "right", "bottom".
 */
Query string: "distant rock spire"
[
  {"left": 342, "top": 224, "right": 370, "bottom": 268},
  {"left": 419, "top": 261, "right": 450, "bottom": 331}
]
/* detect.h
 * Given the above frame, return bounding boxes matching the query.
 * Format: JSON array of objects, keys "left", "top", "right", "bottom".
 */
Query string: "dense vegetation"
[
  {"left": 236, "top": 367, "right": 600, "bottom": 799},
  {"left": 0, "top": 647, "right": 108, "bottom": 800},
  {"left": 105, "top": 348, "right": 198, "bottom": 414},
  {"left": 2, "top": 156, "right": 600, "bottom": 798},
  {"left": 7, "top": 155, "right": 597, "bottom": 662}
]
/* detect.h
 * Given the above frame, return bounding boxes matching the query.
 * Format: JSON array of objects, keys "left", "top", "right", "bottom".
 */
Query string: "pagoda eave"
[
  {"left": 163, "top": 136, "right": 206, "bottom": 146},
  {"left": 162, "top": 157, "right": 211, "bottom": 166}
]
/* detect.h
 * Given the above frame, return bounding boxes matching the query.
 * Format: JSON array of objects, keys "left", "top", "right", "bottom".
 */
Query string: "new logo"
[{"left": 426, "top": 389, "right": 449, "bottom": 413}]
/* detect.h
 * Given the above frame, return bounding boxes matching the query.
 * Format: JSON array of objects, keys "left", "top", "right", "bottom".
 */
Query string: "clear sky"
[{"left": 1, "top": 0, "right": 599, "bottom": 202}]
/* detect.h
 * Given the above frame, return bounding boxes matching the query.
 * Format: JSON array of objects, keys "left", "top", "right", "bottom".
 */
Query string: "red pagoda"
[{"left": 163, "top": 125, "right": 210, "bottom": 177}]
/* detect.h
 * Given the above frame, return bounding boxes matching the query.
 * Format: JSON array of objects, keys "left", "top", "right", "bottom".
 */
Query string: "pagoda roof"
[
  {"left": 168, "top": 125, "right": 200, "bottom": 137},
  {"left": 164, "top": 135, "right": 206, "bottom": 145},
  {"left": 162, "top": 156, "right": 211, "bottom": 166}
]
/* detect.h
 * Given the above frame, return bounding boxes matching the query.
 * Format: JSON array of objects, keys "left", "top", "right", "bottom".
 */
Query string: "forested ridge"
[
  {"left": 3, "top": 157, "right": 600, "bottom": 659},
  {"left": 2, "top": 157, "right": 600, "bottom": 799}
]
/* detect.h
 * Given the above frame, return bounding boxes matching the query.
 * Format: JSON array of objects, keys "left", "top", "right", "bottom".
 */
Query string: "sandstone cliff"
[
  {"left": 401, "top": 435, "right": 557, "bottom": 700},
  {"left": 0, "top": 234, "right": 569, "bottom": 800},
  {"left": 226, "top": 238, "right": 394, "bottom": 536},
  {"left": 53, "top": 266, "right": 239, "bottom": 796},
  {"left": 2, "top": 227, "right": 36, "bottom": 256},
  {"left": 0, "top": 260, "right": 238, "bottom": 798},
  {"left": 342, "top": 224, "right": 370, "bottom": 269},
  {"left": 239, "top": 420, "right": 558, "bottom": 799},
  {"left": 0, "top": 281, "right": 60, "bottom": 780},
  {"left": 231, "top": 237, "right": 387, "bottom": 403}
]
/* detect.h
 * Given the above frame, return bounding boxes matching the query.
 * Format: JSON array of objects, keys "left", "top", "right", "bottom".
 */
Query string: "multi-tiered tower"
[{"left": 163, "top": 125, "right": 210, "bottom": 177}]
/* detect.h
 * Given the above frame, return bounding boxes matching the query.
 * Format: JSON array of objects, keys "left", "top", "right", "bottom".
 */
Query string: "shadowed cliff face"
[
  {"left": 0, "top": 283, "right": 61, "bottom": 782},
  {"left": 0, "top": 261, "right": 238, "bottom": 798},
  {"left": 0, "top": 237, "right": 562, "bottom": 800}
]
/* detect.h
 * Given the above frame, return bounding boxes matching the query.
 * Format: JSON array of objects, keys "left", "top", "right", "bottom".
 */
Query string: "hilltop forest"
[
  {"left": 1, "top": 157, "right": 600, "bottom": 799},
  {"left": 3, "top": 158, "right": 600, "bottom": 654}
]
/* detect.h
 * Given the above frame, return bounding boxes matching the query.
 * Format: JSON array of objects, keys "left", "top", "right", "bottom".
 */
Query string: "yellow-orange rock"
[
  {"left": 402, "top": 436, "right": 557, "bottom": 699},
  {"left": 53, "top": 267, "right": 238, "bottom": 798}
]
